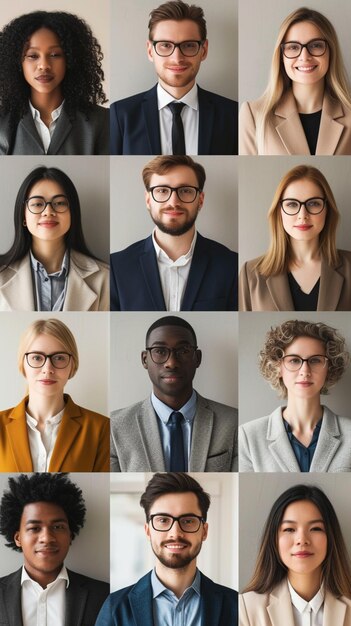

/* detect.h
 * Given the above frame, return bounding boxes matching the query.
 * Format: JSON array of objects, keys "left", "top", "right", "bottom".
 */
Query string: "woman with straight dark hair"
[
  {"left": 0, "top": 11, "right": 108, "bottom": 154},
  {"left": 240, "top": 484, "right": 351, "bottom": 625},
  {"left": 0, "top": 166, "right": 109, "bottom": 311}
]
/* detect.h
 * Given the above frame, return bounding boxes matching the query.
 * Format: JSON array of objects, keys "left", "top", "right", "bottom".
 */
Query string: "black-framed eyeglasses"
[
  {"left": 25, "top": 352, "right": 72, "bottom": 369},
  {"left": 149, "top": 186, "right": 201, "bottom": 203},
  {"left": 280, "top": 197, "right": 326, "bottom": 215},
  {"left": 281, "top": 38, "right": 328, "bottom": 59},
  {"left": 281, "top": 354, "right": 329, "bottom": 372},
  {"left": 149, "top": 513, "right": 204, "bottom": 532},
  {"left": 152, "top": 40, "right": 204, "bottom": 57},
  {"left": 25, "top": 195, "right": 70, "bottom": 214},
  {"left": 145, "top": 345, "right": 198, "bottom": 364}
]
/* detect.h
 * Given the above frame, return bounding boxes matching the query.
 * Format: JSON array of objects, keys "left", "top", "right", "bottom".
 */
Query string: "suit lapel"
[
  {"left": 2, "top": 569, "right": 24, "bottom": 626},
  {"left": 324, "top": 591, "right": 348, "bottom": 626},
  {"left": 198, "top": 87, "right": 215, "bottom": 154},
  {"left": 189, "top": 395, "right": 214, "bottom": 471},
  {"left": 65, "top": 572, "right": 88, "bottom": 626},
  {"left": 316, "top": 94, "right": 345, "bottom": 155},
  {"left": 17, "top": 112, "right": 45, "bottom": 153},
  {"left": 64, "top": 252, "right": 100, "bottom": 310},
  {"left": 47, "top": 108, "right": 72, "bottom": 155},
  {"left": 135, "top": 399, "right": 166, "bottom": 471},
  {"left": 182, "top": 234, "right": 209, "bottom": 310},
  {"left": 140, "top": 238, "right": 166, "bottom": 310},
  {"left": 129, "top": 573, "right": 154, "bottom": 626},
  {"left": 48, "top": 396, "right": 82, "bottom": 471},
  {"left": 201, "top": 574, "right": 223, "bottom": 626},
  {"left": 318, "top": 256, "right": 344, "bottom": 310},
  {"left": 265, "top": 274, "right": 294, "bottom": 310},
  {"left": 142, "top": 86, "right": 161, "bottom": 154},
  {"left": 274, "top": 93, "right": 310, "bottom": 154},
  {"left": 267, "top": 407, "right": 301, "bottom": 472},
  {"left": 0, "top": 256, "right": 36, "bottom": 310},
  {"left": 310, "top": 406, "right": 341, "bottom": 472},
  {"left": 267, "top": 581, "right": 295, "bottom": 626},
  {"left": 6, "top": 399, "right": 33, "bottom": 471}
]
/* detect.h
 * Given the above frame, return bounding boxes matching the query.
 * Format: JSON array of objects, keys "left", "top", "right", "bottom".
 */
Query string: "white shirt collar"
[
  {"left": 157, "top": 82, "right": 198, "bottom": 111},
  {"left": 288, "top": 580, "right": 324, "bottom": 614},
  {"left": 152, "top": 229, "right": 197, "bottom": 265},
  {"left": 21, "top": 565, "right": 69, "bottom": 589},
  {"left": 29, "top": 99, "right": 64, "bottom": 122}
]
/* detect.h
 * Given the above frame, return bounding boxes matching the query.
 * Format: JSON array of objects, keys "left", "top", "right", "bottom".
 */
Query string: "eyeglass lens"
[
  {"left": 153, "top": 40, "right": 201, "bottom": 57},
  {"left": 282, "top": 39, "right": 327, "bottom": 58},
  {"left": 26, "top": 195, "right": 70, "bottom": 213},
  {"left": 281, "top": 198, "right": 325, "bottom": 215},
  {"left": 282, "top": 355, "right": 327, "bottom": 372},
  {"left": 151, "top": 515, "right": 201, "bottom": 532},
  {"left": 147, "top": 346, "right": 196, "bottom": 363},
  {"left": 25, "top": 352, "right": 71, "bottom": 368},
  {"left": 151, "top": 186, "right": 198, "bottom": 203}
]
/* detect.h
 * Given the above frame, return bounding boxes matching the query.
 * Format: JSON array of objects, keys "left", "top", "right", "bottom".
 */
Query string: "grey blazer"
[
  {"left": 110, "top": 393, "right": 238, "bottom": 472},
  {"left": 0, "top": 568, "right": 109, "bottom": 626},
  {"left": 239, "top": 406, "right": 351, "bottom": 472},
  {"left": 0, "top": 105, "right": 109, "bottom": 155}
]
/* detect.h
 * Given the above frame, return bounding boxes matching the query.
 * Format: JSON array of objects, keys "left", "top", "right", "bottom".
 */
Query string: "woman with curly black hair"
[
  {"left": 0, "top": 11, "right": 109, "bottom": 154},
  {"left": 239, "top": 319, "right": 351, "bottom": 472}
]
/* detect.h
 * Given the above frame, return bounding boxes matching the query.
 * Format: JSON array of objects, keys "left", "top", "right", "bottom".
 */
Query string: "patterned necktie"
[
  {"left": 168, "top": 102, "right": 186, "bottom": 154},
  {"left": 169, "top": 411, "right": 187, "bottom": 471}
]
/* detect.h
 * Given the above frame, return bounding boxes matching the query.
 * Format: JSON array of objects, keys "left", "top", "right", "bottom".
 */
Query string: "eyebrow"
[
  {"left": 281, "top": 518, "right": 325, "bottom": 524},
  {"left": 150, "top": 340, "right": 193, "bottom": 346},
  {"left": 152, "top": 511, "right": 199, "bottom": 516},
  {"left": 25, "top": 518, "right": 68, "bottom": 525},
  {"left": 25, "top": 44, "right": 63, "bottom": 50}
]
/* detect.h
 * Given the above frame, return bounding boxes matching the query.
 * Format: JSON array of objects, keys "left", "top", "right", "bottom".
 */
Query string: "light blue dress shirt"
[
  {"left": 30, "top": 250, "right": 69, "bottom": 311},
  {"left": 151, "top": 568, "right": 201, "bottom": 626},
  {"left": 151, "top": 390, "right": 197, "bottom": 470}
]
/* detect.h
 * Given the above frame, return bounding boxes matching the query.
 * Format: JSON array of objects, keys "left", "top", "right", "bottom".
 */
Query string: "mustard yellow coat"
[{"left": 0, "top": 394, "right": 109, "bottom": 472}]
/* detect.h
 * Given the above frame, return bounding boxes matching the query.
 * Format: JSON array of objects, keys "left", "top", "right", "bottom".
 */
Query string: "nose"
[
  {"left": 42, "top": 201, "right": 56, "bottom": 216},
  {"left": 171, "top": 45, "right": 185, "bottom": 60},
  {"left": 37, "top": 55, "right": 51, "bottom": 70},
  {"left": 298, "top": 204, "right": 309, "bottom": 220},
  {"left": 41, "top": 358, "right": 55, "bottom": 374},
  {"left": 164, "top": 349, "right": 180, "bottom": 368},
  {"left": 295, "top": 528, "right": 310, "bottom": 545},
  {"left": 298, "top": 44, "right": 312, "bottom": 59},
  {"left": 38, "top": 526, "right": 56, "bottom": 543},
  {"left": 299, "top": 360, "right": 312, "bottom": 376}
]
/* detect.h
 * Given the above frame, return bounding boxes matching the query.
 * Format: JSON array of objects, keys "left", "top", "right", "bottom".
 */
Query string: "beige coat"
[
  {"left": 0, "top": 250, "right": 109, "bottom": 311},
  {"left": 240, "top": 580, "right": 351, "bottom": 626},
  {"left": 239, "top": 250, "right": 351, "bottom": 311},
  {"left": 239, "top": 90, "right": 351, "bottom": 155}
]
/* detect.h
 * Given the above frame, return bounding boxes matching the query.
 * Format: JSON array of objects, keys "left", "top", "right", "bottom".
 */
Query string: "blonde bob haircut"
[
  {"left": 256, "top": 164, "right": 340, "bottom": 277},
  {"left": 259, "top": 319, "right": 349, "bottom": 398},
  {"left": 256, "top": 7, "right": 351, "bottom": 152},
  {"left": 18, "top": 319, "right": 79, "bottom": 378}
]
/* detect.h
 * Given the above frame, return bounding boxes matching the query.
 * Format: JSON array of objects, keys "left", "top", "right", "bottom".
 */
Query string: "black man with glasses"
[
  {"left": 110, "top": 0, "right": 237, "bottom": 155},
  {"left": 96, "top": 472, "right": 238, "bottom": 626},
  {"left": 110, "top": 155, "right": 238, "bottom": 311},
  {"left": 110, "top": 316, "right": 238, "bottom": 471}
]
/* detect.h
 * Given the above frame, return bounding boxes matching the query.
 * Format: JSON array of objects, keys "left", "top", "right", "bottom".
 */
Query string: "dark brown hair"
[
  {"left": 148, "top": 0, "right": 207, "bottom": 40},
  {"left": 140, "top": 472, "right": 211, "bottom": 520},
  {"left": 142, "top": 155, "right": 206, "bottom": 190}
]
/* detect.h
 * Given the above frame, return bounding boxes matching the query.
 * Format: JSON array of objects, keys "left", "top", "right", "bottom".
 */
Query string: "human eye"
[
  {"left": 52, "top": 523, "right": 66, "bottom": 531},
  {"left": 182, "top": 41, "right": 197, "bottom": 51},
  {"left": 282, "top": 526, "right": 295, "bottom": 532},
  {"left": 50, "top": 50, "right": 64, "bottom": 57},
  {"left": 31, "top": 353, "right": 44, "bottom": 362},
  {"left": 51, "top": 353, "right": 67, "bottom": 364},
  {"left": 311, "top": 525, "right": 324, "bottom": 531},
  {"left": 180, "top": 187, "right": 194, "bottom": 197},
  {"left": 153, "top": 347, "right": 168, "bottom": 356},
  {"left": 25, "top": 52, "right": 39, "bottom": 60},
  {"left": 156, "top": 186, "right": 169, "bottom": 195},
  {"left": 158, "top": 41, "right": 173, "bottom": 50},
  {"left": 27, "top": 525, "right": 41, "bottom": 533},
  {"left": 310, "top": 40, "right": 324, "bottom": 50},
  {"left": 285, "top": 200, "right": 299, "bottom": 208},
  {"left": 285, "top": 42, "right": 300, "bottom": 52},
  {"left": 286, "top": 356, "right": 301, "bottom": 365},
  {"left": 309, "top": 356, "right": 324, "bottom": 365}
]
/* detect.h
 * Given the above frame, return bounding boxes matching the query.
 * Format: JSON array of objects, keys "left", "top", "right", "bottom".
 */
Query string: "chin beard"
[
  {"left": 152, "top": 213, "right": 198, "bottom": 236},
  {"left": 151, "top": 541, "right": 202, "bottom": 570}
]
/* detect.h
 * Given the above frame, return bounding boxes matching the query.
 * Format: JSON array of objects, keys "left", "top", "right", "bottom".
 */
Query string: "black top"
[
  {"left": 288, "top": 272, "right": 320, "bottom": 310},
  {"left": 299, "top": 110, "right": 322, "bottom": 155},
  {"left": 283, "top": 418, "right": 322, "bottom": 472}
]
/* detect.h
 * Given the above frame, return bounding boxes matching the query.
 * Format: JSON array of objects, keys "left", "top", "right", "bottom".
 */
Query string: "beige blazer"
[
  {"left": 0, "top": 250, "right": 109, "bottom": 311},
  {"left": 239, "top": 90, "right": 351, "bottom": 155},
  {"left": 239, "top": 250, "right": 351, "bottom": 311},
  {"left": 240, "top": 580, "right": 351, "bottom": 626}
]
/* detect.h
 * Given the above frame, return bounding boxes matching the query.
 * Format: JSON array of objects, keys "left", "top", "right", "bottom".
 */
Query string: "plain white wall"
[
  {"left": 238, "top": 311, "right": 351, "bottom": 425},
  {"left": 0, "top": 156, "right": 110, "bottom": 264},
  {"left": 0, "top": 311, "right": 109, "bottom": 415},
  {"left": 239, "top": 473, "right": 351, "bottom": 591},
  {"left": 110, "top": 312, "right": 238, "bottom": 411},
  {"left": 110, "top": 156, "right": 238, "bottom": 251},
  {"left": 238, "top": 156, "right": 351, "bottom": 266},
  {"left": 110, "top": 0, "right": 238, "bottom": 101},
  {"left": 0, "top": 472, "right": 110, "bottom": 582},
  {"left": 110, "top": 472, "right": 238, "bottom": 591},
  {"left": 0, "top": 0, "right": 110, "bottom": 103},
  {"left": 239, "top": 0, "right": 351, "bottom": 104}
]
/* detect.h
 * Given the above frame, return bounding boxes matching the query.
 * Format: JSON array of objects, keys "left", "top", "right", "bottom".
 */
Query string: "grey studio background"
[
  {"left": 0, "top": 156, "right": 110, "bottom": 264},
  {"left": 238, "top": 156, "right": 351, "bottom": 267},
  {"left": 238, "top": 311, "right": 351, "bottom": 425},
  {"left": 110, "top": 472, "right": 238, "bottom": 591},
  {"left": 110, "top": 0, "right": 238, "bottom": 102},
  {"left": 0, "top": 472, "right": 110, "bottom": 582},
  {"left": 0, "top": 312, "right": 109, "bottom": 415},
  {"left": 239, "top": 0, "right": 351, "bottom": 104},
  {"left": 110, "top": 312, "right": 238, "bottom": 411},
  {"left": 0, "top": 0, "right": 110, "bottom": 102},
  {"left": 110, "top": 156, "right": 238, "bottom": 253},
  {"left": 239, "top": 473, "right": 351, "bottom": 591}
]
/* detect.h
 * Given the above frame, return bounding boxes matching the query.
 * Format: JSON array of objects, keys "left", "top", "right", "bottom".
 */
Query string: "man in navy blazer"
[
  {"left": 110, "top": 155, "right": 238, "bottom": 311},
  {"left": 110, "top": 0, "right": 238, "bottom": 155},
  {"left": 95, "top": 472, "right": 238, "bottom": 626}
]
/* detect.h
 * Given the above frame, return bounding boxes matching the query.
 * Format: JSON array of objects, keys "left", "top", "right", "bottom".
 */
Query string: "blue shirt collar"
[
  {"left": 151, "top": 390, "right": 197, "bottom": 424},
  {"left": 151, "top": 568, "right": 201, "bottom": 599}
]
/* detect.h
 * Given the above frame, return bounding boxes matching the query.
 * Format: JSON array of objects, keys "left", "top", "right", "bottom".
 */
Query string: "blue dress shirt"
[
  {"left": 283, "top": 418, "right": 322, "bottom": 472},
  {"left": 151, "top": 568, "right": 201, "bottom": 626}
]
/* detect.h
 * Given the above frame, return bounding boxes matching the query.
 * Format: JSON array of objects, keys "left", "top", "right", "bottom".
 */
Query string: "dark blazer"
[
  {"left": 110, "top": 232, "right": 238, "bottom": 311},
  {"left": 0, "top": 568, "right": 109, "bottom": 626},
  {"left": 0, "top": 105, "right": 109, "bottom": 155},
  {"left": 110, "top": 84, "right": 238, "bottom": 155},
  {"left": 95, "top": 571, "right": 238, "bottom": 626}
]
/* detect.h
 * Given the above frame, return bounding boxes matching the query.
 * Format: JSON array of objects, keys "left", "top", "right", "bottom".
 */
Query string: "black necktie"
[
  {"left": 168, "top": 102, "right": 186, "bottom": 155},
  {"left": 169, "top": 411, "right": 187, "bottom": 471}
]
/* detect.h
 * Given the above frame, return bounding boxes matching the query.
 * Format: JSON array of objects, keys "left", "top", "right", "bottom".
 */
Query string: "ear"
[
  {"left": 201, "top": 522, "right": 208, "bottom": 542},
  {"left": 195, "top": 349, "right": 202, "bottom": 368},
  {"left": 144, "top": 521, "right": 151, "bottom": 539},
  {"left": 198, "top": 191, "right": 205, "bottom": 211},
  {"left": 145, "top": 189, "right": 151, "bottom": 212},
  {"left": 141, "top": 351, "right": 148, "bottom": 369},
  {"left": 200, "top": 40, "right": 208, "bottom": 61},
  {"left": 146, "top": 40, "right": 154, "bottom": 63},
  {"left": 14, "top": 531, "right": 21, "bottom": 548}
]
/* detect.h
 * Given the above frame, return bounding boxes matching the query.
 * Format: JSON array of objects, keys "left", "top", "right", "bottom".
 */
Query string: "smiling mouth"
[
  {"left": 295, "top": 66, "right": 318, "bottom": 72},
  {"left": 294, "top": 225, "right": 312, "bottom": 230}
]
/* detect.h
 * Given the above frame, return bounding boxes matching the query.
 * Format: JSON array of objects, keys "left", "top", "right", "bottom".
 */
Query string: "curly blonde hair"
[{"left": 259, "top": 320, "right": 349, "bottom": 397}]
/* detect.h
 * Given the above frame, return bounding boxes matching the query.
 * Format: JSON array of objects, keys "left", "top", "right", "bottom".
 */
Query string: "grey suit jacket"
[
  {"left": 239, "top": 250, "right": 351, "bottom": 311},
  {"left": 0, "top": 251, "right": 109, "bottom": 311},
  {"left": 239, "top": 405, "right": 351, "bottom": 472},
  {"left": 0, "top": 105, "right": 109, "bottom": 155},
  {"left": 0, "top": 568, "right": 109, "bottom": 626},
  {"left": 110, "top": 393, "right": 238, "bottom": 472}
]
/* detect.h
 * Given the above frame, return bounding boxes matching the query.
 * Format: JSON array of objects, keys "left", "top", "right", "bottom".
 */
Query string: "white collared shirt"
[
  {"left": 157, "top": 83, "right": 198, "bottom": 155},
  {"left": 288, "top": 580, "right": 324, "bottom": 626},
  {"left": 21, "top": 565, "right": 69, "bottom": 626},
  {"left": 152, "top": 229, "right": 197, "bottom": 311},
  {"left": 29, "top": 100, "right": 64, "bottom": 153},
  {"left": 26, "top": 408, "right": 64, "bottom": 471}
]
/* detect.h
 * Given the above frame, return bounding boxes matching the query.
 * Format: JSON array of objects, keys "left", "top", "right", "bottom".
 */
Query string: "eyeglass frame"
[
  {"left": 25, "top": 352, "right": 72, "bottom": 369},
  {"left": 281, "top": 38, "right": 328, "bottom": 59},
  {"left": 149, "top": 513, "right": 205, "bottom": 532},
  {"left": 148, "top": 186, "right": 201, "bottom": 203},
  {"left": 280, "top": 197, "right": 326, "bottom": 215},
  {"left": 281, "top": 354, "right": 329, "bottom": 372},
  {"left": 25, "top": 195, "right": 70, "bottom": 214},
  {"left": 145, "top": 345, "right": 198, "bottom": 364},
  {"left": 151, "top": 40, "right": 204, "bottom": 57}
]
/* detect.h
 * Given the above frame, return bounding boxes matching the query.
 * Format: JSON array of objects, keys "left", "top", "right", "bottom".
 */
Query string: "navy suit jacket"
[
  {"left": 110, "top": 84, "right": 238, "bottom": 155},
  {"left": 95, "top": 571, "right": 238, "bottom": 626},
  {"left": 110, "top": 232, "right": 238, "bottom": 311}
]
